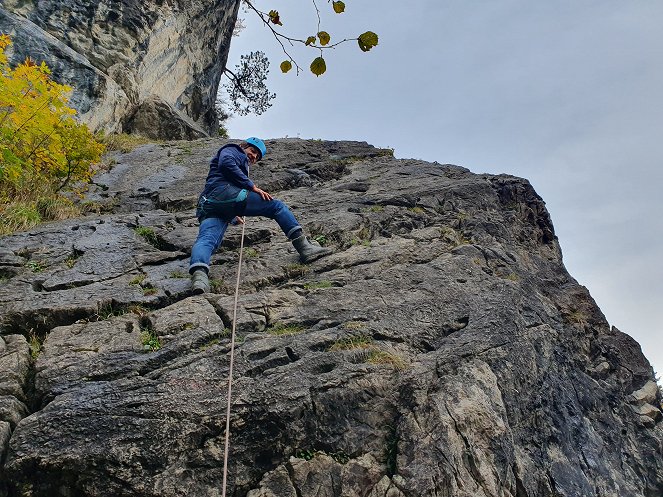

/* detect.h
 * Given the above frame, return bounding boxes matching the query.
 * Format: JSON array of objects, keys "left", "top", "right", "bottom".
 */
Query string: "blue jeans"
[{"left": 189, "top": 191, "right": 301, "bottom": 273}]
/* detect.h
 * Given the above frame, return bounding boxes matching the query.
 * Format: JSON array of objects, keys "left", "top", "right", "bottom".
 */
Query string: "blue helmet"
[{"left": 246, "top": 137, "right": 267, "bottom": 160}]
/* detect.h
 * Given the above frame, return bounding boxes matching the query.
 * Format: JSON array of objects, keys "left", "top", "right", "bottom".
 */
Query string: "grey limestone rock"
[
  {"left": 0, "top": 335, "right": 30, "bottom": 403},
  {"left": 628, "top": 380, "right": 659, "bottom": 405},
  {"left": 0, "top": 138, "right": 661, "bottom": 496},
  {"left": 0, "top": 334, "right": 30, "bottom": 495},
  {"left": 0, "top": 421, "right": 10, "bottom": 490},
  {"left": 0, "top": 398, "right": 29, "bottom": 431}
]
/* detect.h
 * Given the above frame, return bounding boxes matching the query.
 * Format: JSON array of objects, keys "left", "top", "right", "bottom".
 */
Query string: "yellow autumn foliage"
[{"left": 0, "top": 34, "right": 104, "bottom": 233}]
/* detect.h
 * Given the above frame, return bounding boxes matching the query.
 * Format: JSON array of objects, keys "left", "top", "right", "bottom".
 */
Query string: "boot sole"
[{"left": 300, "top": 250, "right": 333, "bottom": 264}]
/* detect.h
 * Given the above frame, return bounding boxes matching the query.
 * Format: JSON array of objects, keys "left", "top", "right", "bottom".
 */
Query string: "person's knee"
[
  {"left": 261, "top": 199, "right": 286, "bottom": 218},
  {"left": 195, "top": 233, "right": 216, "bottom": 248},
  {"left": 200, "top": 229, "right": 218, "bottom": 241},
  {"left": 272, "top": 199, "right": 288, "bottom": 213}
]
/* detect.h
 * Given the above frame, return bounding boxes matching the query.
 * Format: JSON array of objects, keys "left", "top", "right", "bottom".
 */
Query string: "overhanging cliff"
[
  {"left": 0, "top": 0, "right": 240, "bottom": 139},
  {"left": 0, "top": 138, "right": 661, "bottom": 496}
]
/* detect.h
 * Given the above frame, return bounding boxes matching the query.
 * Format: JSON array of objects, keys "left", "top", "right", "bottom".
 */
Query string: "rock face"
[
  {"left": 0, "top": 0, "right": 240, "bottom": 139},
  {"left": 0, "top": 138, "right": 662, "bottom": 496}
]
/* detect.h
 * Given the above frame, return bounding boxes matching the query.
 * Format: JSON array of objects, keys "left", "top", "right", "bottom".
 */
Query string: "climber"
[{"left": 189, "top": 137, "right": 332, "bottom": 294}]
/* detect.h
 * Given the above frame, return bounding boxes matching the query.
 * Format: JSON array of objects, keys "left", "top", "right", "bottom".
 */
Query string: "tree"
[
  {"left": 221, "top": 0, "right": 379, "bottom": 120},
  {"left": 222, "top": 51, "right": 276, "bottom": 116},
  {"left": 0, "top": 34, "right": 104, "bottom": 233}
]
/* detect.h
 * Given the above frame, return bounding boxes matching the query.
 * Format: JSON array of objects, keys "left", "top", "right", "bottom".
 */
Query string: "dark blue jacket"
[{"left": 201, "top": 144, "right": 255, "bottom": 198}]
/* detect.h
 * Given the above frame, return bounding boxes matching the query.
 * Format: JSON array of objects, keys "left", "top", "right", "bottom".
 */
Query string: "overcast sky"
[{"left": 222, "top": 0, "right": 662, "bottom": 378}]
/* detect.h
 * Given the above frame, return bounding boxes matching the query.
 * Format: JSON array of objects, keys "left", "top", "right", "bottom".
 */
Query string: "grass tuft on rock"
[
  {"left": 28, "top": 331, "right": 43, "bottom": 360},
  {"left": 129, "top": 274, "right": 146, "bottom": 286},
  {"left": 100, "top": 132, "right": 155, "bottom": 153},
  {"left": 366, "top": 350, "right": 407, "bottom": 370},
  {"left": 328, "top": 335, "right": 372, "bottom": 351},
  {"left": 0, "top": 195, "right": 80, "bottom": 236},
  {"left": 140, "top": 322, "right": 161, "bottom": 352},
  {"left": 134, "top": 226, "right": 161, "bottom": 248},
  {"left": 304, "top": 280, "right": 333, "bottom": 290},
  {"left": 343, "top": 321, "right": 366, "bottom": 330},
  {"left": 284, "top": 263, "right": 310, "bottom": 278},
  {"left": 243, "top": 247, "right": 259, "bottom": 258},
  {"left": 329, "top": 335, "right": 407, "bottom": 370},
  {"left": 209, "top": 278, "right": 226, "bottom": 293}
]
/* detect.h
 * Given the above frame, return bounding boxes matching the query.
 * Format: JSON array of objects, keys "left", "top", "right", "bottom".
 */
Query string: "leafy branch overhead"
[{"left": 243, "top": 0, "right": 379, "bottom": 77}]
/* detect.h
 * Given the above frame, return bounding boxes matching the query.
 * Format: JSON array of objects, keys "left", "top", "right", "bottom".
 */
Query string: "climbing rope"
[{"left": 221, "top": 215, "right": 247, "bottom": 497}]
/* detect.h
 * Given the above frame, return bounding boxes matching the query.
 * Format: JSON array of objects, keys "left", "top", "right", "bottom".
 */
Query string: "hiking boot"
[
  {"left": 191, "top": 269, "right": 210, "bottom": 294},
  {"left": 292, "top": 235, "right": 333, "bottom": 264}
]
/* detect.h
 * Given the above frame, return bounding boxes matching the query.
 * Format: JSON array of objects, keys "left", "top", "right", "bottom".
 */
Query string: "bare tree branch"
[{"left": 242, "top": 0, "right": 359, "bottom": 74}]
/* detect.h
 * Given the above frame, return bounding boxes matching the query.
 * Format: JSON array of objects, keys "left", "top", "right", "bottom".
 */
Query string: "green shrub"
[{"left": 312, "top": 234, "right": 328, "bottom": 245}]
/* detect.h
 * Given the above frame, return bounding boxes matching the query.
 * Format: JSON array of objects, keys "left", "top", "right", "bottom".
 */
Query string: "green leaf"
[
  {"left": 305, "top": 36, "right": 316, "bottom": 46},
  {"left": 318, "top": 31, "right": 331, "bottom": 46},
  {"left": 280, "top": 60, "right": 292, "bottom": 73},
  {"left": 332, "top": 1, "right": 345, "bottom": 13},
  {"left": 358, "top": 31, "right": 379, "bottom": 52},
  {"left": 310, "top": 56, "right": 327, "bottom": 77}
]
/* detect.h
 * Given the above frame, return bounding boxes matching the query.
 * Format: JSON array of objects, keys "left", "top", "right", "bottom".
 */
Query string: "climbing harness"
[
  {"left": 221, "top": 214, "right": 247, "bottom": 497},
  {"left": 197, "top": 186, "right": 249, "bottom": 223}
]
